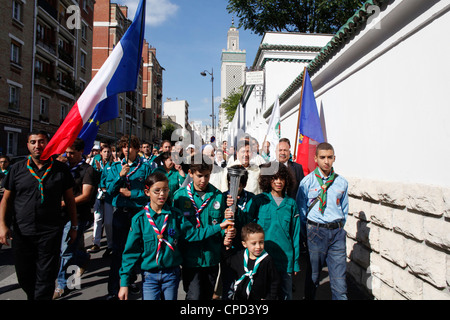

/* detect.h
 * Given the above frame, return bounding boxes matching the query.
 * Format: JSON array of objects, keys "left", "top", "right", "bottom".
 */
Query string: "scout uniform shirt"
[
  {"left": 172, "top": 183, "right": 227, "bottom": 268},
  {"left": 244, "top": 192, "right": 301, "bottom": 274},
  {"left": 105, "top": 157, "right": 153, "bottom": 208},
  {"left": 296, "top": 168, "right": 348, "bottom": 236},
  {"left": 119, "top": 203, "right": 224, "bottom": 287}
]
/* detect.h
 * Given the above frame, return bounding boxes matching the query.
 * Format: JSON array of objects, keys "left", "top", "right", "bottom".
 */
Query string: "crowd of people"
[{"left": 0, "top": 130, "right": 349, "bottom": 301}]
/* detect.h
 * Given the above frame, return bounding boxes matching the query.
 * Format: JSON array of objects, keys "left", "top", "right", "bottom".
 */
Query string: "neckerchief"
[
  {"left": 27, "top": 155, "right": 54, "bottom": 204},
  {"left": 234, "top": 249, "right": 268, "bottom": 298},
  {"left": 68, "top": 159, "right": 85, "bottom": 178},
  {"left": 314, "top": 167, "right": 336, "bottom": 214},
  {"left": 237, "top": 191, "right": 248, "bottom": 211},
  {"left": 144, "top": 204, "right": 174, "bottom": 265},
  {"left": 186, "top": 182, "right": 211, "bottom": 228},
  {"left": 121, "top": 157, "right": 142, "bottom": 189},
  {"left": 1, "top": 169, "right": 9, "bottom": 175}
]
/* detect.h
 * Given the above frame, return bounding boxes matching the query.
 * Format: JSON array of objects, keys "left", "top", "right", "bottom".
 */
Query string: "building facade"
[
  {"left": 0, "top": 0, "right": 94, "bottom": 157},
  {"left": 142, "top": 40, "right": 163, "bottom": 147}
]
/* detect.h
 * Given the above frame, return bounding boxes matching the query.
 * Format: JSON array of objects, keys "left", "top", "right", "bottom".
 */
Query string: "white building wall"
[{"left": 278, "top": 0, "right": 450, "bottom": 299}]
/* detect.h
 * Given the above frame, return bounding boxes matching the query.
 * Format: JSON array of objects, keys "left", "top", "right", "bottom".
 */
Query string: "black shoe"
[
  {"left": 102, "top": 248, "right": 113, "bottom": 258},
  {"left": 106, "top": 294, "right": 118, "bottom": 300},
  {"left": 129, "top": 283, "right": 141, "bottom": 295}
]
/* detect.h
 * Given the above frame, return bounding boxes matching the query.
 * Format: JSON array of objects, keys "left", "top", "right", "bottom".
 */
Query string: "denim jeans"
[
  {"left": 306, "top": 222, "right": 347, "bottom": 300},
  {"left": 278, "top": 271, "right": 293, "bottom": 300},
  {"left": 56, "top": 220, "right": 90, "bottom": 290},
  {"left": 142, "top": 267, "right": 181, "bottom": 300}
]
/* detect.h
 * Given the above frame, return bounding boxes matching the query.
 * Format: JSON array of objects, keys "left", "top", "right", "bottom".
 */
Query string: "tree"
[
  {"left": 221, "top": 86, "right": 244, "bottom": 123},
  {"left": 227, "top": 0, "right": 365, "bottom": 36},
  {"left": 162, "top": 121, "right": 177, "bottom": 142}
]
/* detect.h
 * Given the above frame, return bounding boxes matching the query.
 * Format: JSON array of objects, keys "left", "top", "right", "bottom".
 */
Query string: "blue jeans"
[
  {"left": 56, "top": 220, "right": 90, "bottom": 290},
  {"left": 306, "top": 222, "right": 347, "bottom": 300},
  {"left": 278, "top": 271, "right": 293, "bottom": 300},
  {"left": 142, "top": 267, "right": 181, "bottom": 300}
]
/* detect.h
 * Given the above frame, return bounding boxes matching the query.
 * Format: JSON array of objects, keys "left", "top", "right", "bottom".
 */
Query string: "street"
[{"left": 0, "top": 227, "right": 369, "bottom": 301}]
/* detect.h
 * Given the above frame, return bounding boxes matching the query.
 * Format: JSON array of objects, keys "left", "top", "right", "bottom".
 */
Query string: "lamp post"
[{"left": 200, "top": 68, "right": 215, "bottom": 139}]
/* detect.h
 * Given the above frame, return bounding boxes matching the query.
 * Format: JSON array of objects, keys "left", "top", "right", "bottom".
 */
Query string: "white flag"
[{"left": 265, "top": 95, "right": 281, "bottom": 161}]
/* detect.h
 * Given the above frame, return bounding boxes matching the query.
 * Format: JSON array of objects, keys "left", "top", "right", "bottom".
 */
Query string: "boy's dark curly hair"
[{"left": 258, "top": 162, "right": 294, "bottom": 195}]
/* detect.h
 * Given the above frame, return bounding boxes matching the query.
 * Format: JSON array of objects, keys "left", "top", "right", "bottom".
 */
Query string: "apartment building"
[{"left": 0, "top": 0, "right": 94, "bottom": 157}]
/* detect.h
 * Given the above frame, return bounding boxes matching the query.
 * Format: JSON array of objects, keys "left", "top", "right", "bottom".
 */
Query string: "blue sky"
[{"left": 116, "top": 0, "right": 263, "bottom": 125}]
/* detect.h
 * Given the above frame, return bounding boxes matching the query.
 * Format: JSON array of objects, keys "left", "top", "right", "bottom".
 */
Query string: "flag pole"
[
  {"left": 127, "top": 0, "right": 146, "bottom": 163},
  {"left": 293, "top": 67, "right": 308, "bottom": 160}
]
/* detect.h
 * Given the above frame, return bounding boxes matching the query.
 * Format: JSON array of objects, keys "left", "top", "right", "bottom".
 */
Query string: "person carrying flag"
[
  {"left": 296, "top": 142, "right": 349, "bottom": 300},
  {"left": 105, "top": 135, "right": 153, "bottom": 300}
]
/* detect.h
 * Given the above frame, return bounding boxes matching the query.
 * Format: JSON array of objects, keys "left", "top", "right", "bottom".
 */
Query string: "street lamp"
[{"left": 200, "top": 68, "right": 215, "bottom": 139}]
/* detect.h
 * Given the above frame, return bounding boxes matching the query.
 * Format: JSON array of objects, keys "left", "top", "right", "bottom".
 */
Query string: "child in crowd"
[
  {"left": 118, "top": 171, "right": 233, "bottom": 300},
  {"left": 153, "top": 151, "right": 186, "bottom": 204},
  {"left": 244, "top": 163, "right": 301, "bottom": 300},
  {"left": 172, "top": 160, "right": 230, "bottom": 300},
  {"left": 222, "top": 222, "right": 279, "bottom": 300}
]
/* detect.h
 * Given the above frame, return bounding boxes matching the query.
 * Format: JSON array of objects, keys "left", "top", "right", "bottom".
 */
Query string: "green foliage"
[
  {"left": 221, "top": 86, "right": 244, "bottom": 123},
  {"left": 162, "top": 121, "right": 176, "bottom": 142},
  {"left": 227, "top": 0, "right": 365, "bottom": 35}
]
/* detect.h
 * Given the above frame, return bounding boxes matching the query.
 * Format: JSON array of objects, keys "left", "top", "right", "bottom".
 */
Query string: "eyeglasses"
[{"left": 150, "top": 188, "right": 170, "bottom": 195}]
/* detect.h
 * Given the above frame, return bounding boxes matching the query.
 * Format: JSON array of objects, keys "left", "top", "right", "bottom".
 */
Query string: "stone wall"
[{"left": 345, "top": 177, "right": 450, "bottom": 300}]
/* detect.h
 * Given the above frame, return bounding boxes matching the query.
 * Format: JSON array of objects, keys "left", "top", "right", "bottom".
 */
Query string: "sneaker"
[
  {"left": 52, "top": 288, "right": 65, "bottom": 300},
  {"left": 87, "top": 244, "right": 101, "bottom": 253}
]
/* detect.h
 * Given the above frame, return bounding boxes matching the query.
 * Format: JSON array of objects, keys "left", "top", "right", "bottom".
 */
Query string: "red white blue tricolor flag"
[
  {"left": 295, "top": 69, "right": 324, "bottom": 176},
  {"left": 41, "top": 0, "right": 146, "bottom": 160}
]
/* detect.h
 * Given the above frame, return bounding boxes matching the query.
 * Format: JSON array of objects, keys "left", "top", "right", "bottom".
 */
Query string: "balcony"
[
  {"left": 58, "top": 47, "right": 73, "bottom": 66},
  {"left": 38, "top": 0, "right": 58, "bottom": 20}
]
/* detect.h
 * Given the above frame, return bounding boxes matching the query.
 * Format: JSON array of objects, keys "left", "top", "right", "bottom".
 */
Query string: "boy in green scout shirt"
[
  {"left": 173, "top": 160, "right": 231, "bottom": 300},
  {"left": 118, "top": 171, "right": 233, "bottom": 300}
]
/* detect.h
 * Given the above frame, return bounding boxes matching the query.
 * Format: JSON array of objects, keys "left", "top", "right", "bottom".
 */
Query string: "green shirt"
[
  {"left": 105, "top": 158, "right": 153, "bottom": 208},
  {"left": 245, "top": 192, "right": 301, "bottom": 273},
  {"left": 119, "top": 203, "right": 222, "bottom": 286},
  {"left": 172, "top": 183, "right": 226, "bottom": 268}
]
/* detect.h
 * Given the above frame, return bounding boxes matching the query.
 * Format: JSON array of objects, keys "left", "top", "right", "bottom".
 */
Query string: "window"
[
  {"left": 39, "top": 96, "right": 49, "bottom": 122},
  {"left": 79, "top": 79, "right": 86, "bottom": 93},
  {"left": 10, "top": 42, "right": 20, "bottom": 65},
  {"left": 12, "top": 0, "right": 22, "bottom": 22},
  {"left": 9, "top": 85, "right": 20, "bottom": 112},
  {"left": 80, "top": 52, "right": 86, "bottom": 69},
  {"left": 81, "top": 23, "right": 87, "bottom": 40},
  {"left": 7, "top": 132, "right": 18, "bottom": 156},
  {"left": 60, "top": 104, "right": 68, "bottom": 123}
]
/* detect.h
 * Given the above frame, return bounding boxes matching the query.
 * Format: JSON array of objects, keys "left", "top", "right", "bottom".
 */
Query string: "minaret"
[{"left": 219, "top": 18, "right": 246, "bottom": 142}]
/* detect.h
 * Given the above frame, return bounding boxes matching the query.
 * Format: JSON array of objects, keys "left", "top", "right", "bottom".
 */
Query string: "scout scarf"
[
  {"left": 27, "top": 155, "right": 54, "bottom": 204},
  {"left": 68, "top": 159, "right": 85, "bottom": 178},
  {"left": 144, "top": 204, "right": 174, "bottom": 265},
  {"left": 314, "top": 167, "right": 336, "bottom": 214},
  {"left": 186, "top": 182, "right": 211, "bottom": 228},
  {"left": 234, "top": 249, "right": 268, "bottom": 298},
  {"left": 121, "top": 157, "right": 142, "bottom": 189}
]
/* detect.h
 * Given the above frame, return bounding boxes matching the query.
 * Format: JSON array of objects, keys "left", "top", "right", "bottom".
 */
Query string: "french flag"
[
  {"left": 41, "top": 0, "right": 146, "bottom": 160},
  {"left": 295, "top": 68, "right": 325, "bottom": 176}
]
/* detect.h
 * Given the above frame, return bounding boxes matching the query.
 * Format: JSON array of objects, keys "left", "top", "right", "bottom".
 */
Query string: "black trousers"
[
  {"left": 182, "top": 265, "right": 219, "bottom": 300},
  {"left": 12, "top": 229, "right": 63, "bottom": 300}
]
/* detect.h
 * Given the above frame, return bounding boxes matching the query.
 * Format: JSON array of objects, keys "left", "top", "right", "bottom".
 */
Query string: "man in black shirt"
[
  {"left": 54, "top": 138, "right": 97, "bottom": 299},
  {"left": 0, "top": 131, "right": 77, "bottom": 300}
]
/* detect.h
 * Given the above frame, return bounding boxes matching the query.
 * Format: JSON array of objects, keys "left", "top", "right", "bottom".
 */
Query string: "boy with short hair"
[
  {"left": 296, "top": 142, "right": 349, "bottom": 300},
  {"left": 222, "top": 222, "right": 279, "bottom": 300},
  {"left": 172, "top": 160, "right": 229, "bottom": 300}
]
